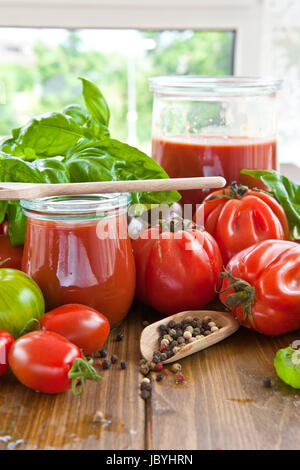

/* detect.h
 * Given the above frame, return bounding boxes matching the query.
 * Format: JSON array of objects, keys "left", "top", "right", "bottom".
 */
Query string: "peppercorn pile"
[{"left": 155, "top": 315, "right": 220, "bottom": 361}]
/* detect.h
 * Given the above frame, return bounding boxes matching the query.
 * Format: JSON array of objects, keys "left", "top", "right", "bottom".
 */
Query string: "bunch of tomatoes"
[
  {"left": 132, "top": 182, "right": 300, "bottom": 337},
  {"left": 0, "top": 181, "right": 300, "bottom": 395}
]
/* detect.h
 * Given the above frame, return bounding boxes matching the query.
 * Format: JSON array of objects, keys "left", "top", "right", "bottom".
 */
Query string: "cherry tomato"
[
  {"left": 39, "top": 304, "right": 110, "bottom": 355},
  {"left": 132, "top": 220, "right": 222, "bottom": 315},
  {"left": 194, "top": 182, "right": 290, "bottom": 264},
  {"left": 219, "top": 240, "right": 300, "bottom": 336},
  {"left": 0, "top": 234, "right": 23, "bottom": 270},
  {"left": 9, "top": 330, "right": 101, "bottom": 394},
  {"left": 0, "top": 329, "right": 14, "bottom": 376}
]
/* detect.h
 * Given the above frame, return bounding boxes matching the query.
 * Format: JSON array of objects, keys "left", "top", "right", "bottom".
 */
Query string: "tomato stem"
[
  {"left": 68, "top": 357, "right": 103, "bottom": 396},
  {"left": 19, "top": 318, "right": 41, "bottom": 337},
  {"left": 207, "top": 181, "right": 248, "bottom": 201},
  {"left": 159, "top": 216, "right": 203, "bottom": 233},
  {"left": 0, "top": 258, "right": 11, "bottom": 267},
  {"left": 218, "top": 267, "right": 257, "bottom": 330}
]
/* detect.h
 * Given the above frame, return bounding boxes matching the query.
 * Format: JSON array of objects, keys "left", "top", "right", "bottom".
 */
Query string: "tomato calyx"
[
  {"left": 68, "top": 357, "right": 103, "bottom": 396},
  {"left": 218, "top": 267, "right": 257, "bottom": 330},
  {"left": 19, "top": 318, "right": 41, "bottom": 336},
  {"left": 207, "top": 181, "right": 249, "bottom": 202},
  {"left": 159, "top": 216, "right": 203, "bottom": 233}
]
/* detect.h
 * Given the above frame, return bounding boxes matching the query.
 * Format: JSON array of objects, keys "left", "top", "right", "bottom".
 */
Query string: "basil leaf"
[
  {"left": 79, "top": 77, "right": 110, "bottom": 127},
  {"left": 63, "top": 104, "right": 89, "bottom": 126},
  {"left": 0, "top": 156, "right": 70, "bottom": 245},
  {"left": 241, "top": 169, "right": 300, "bottom": 239},
  {"left": 14, "top": 112, "right": 85, "bottom": 157},
  {"left": 65, "top": 138, "right": 181, "bottom": 206},
  {"left": 7, "top": 203, "right": 27, "bottom": 246},
  {"left": 0, "top": 201, "right": 8, "bottom": 225}
]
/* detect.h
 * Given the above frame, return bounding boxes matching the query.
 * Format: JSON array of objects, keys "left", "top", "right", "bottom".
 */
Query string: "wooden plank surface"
[
  {"left": 0, "top": 304, "right": 145, "bottom": 450},
  {"left": 1, "top": 301, "right": 300, "bottom": 450}
]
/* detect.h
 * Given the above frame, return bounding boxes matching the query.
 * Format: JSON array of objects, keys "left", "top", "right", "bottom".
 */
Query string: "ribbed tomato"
[
  {"left": 219, "top": 240, "right": 300, "bottom": 336},
  {"left": 132, "top": 220, "right": 222, "bottom": 315},
  {"left": 194, "top": 182, "right": 290, "bottom": 264},
  {"left": 0, "top": 269, "right": 45, "bottom": 338}
]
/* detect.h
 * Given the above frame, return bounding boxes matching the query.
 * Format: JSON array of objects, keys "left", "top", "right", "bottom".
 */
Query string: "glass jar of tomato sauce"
[
  {"left": 149, "top": 76, "right": 281, "bottom": 206},
  {"left": 21, "top": 194, "right": 136, "bottom": 327}
]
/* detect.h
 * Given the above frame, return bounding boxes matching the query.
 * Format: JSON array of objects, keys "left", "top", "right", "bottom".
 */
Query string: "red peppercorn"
[
  {"left": 160, "top": 343, "right": 168, "bottom": 352},
  {"left": 176, "top": 372, "right": 185, "bottom": 383},
  {"left": 164, "top": 369, "right": 169, "bottom": 376},
  {"left": 155, "top": 362, "right": 163, "bottom": 372}
]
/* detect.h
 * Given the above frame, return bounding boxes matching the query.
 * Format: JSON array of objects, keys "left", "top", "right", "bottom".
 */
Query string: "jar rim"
[
  {"left": 20, "top": 193, "right": 131, "bottom": 216},
  {"left": 149, "top": 75, "right": 282, "bottom": 95}
]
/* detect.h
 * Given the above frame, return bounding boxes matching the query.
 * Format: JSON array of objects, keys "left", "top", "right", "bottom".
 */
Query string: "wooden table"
[
  {"left": 1, "top": 163, "right": 299, "bottom": 450},
  {"left": 1, "top": 300, "right": 300, "bottom": 451}
]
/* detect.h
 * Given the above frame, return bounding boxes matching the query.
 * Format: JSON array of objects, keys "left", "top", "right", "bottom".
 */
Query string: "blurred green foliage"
[{"left": 0, "top": 30, "right": 233, "bottom": 151}]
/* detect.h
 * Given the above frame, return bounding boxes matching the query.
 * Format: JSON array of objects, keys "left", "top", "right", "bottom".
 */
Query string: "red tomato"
[
  {"left": 0, "top": 221, "right": 8, "bottom": 236},
  {"left": 219, "top": 240, "right": 300, "bottom": 336},
  {"left": 132, "top": 222, "right": 223, "bottom": 315},
  {"left": 0, "top": 234, "right": 23, "bottom": 269},
  {"left": 0, "top": 329, "right": 14, "bottom": 376},
  {"left": 39, "top": 304, "right": 110, "bottom": 355},
  {"left": 194, "top": 182, "right": 290, "bottom": 264},
  {"left": 9, "top": 330, "right": 102, "bottom": 394}
]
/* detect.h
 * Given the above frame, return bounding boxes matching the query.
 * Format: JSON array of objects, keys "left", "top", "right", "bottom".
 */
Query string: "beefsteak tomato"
[
  {"left": 132, "top": 219, "right": 223, "bottom": 315},
  {"left": 219, "top": 240, "right": 300, "bottom": 336},
  {"left": 39, "top": 304, "right": 110, "bottom": 355},
  {"left": 194, "top": 182, "right": 290, "bottom": 264}
]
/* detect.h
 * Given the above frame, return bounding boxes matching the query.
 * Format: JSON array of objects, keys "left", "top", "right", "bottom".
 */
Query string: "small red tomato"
[
  {"left": 39, "top": 304, "right": 110, "bottom": 355},
  {"left": 0, "top": 329, "right": 14, "bottom": 376},
  {"left": 9, "top": 330, "right": 102, "bottom": 394},
  {"left": 0, "top": 234, "right": 23, "bottom": 269}
]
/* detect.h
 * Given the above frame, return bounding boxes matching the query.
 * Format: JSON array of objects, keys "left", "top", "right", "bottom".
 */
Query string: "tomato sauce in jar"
[
  {"left": 21, "top": 194, "right": 136, "bottom": 327},
  {"left": 152, "top": 136, "right": 277, "bottom": 205}
]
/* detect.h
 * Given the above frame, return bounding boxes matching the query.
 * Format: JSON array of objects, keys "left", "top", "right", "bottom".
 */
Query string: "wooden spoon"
[
  {"left": 140, "top": 310, "right": 239, "bottom": 364},
  {"left": 0, "top": 176, "right": 226, "bottom": 200}
]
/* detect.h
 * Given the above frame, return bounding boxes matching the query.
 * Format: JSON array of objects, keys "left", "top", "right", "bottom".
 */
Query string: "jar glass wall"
[
  {"left": 21, "top": 194, "right": 136, "bottom": 327},
  {"left": 150, "top": 76, "right": 281, "bottom": 206}
]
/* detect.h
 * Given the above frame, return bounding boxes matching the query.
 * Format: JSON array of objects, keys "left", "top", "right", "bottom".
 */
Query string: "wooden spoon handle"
[{"left": 0, "top": 176, "right": 226, "bottom": 200}]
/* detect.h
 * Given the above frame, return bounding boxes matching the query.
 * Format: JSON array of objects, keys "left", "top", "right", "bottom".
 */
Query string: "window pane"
[{"left": 0, "top": 28, "right": 235, "bottom": 153}]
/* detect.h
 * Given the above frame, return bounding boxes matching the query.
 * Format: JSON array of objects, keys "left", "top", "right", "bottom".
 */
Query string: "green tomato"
[
  {"left": 274, "top": 346, "right": 300, "bottom": 389},
  {"left": 0, "top": 268, "right": 45, "bottom": 338}
]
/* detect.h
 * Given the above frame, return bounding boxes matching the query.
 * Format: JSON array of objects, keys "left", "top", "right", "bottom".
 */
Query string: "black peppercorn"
[
  {"left": 160, "top": 353, "right": 167, "bottom": 361},
  {"left": 111, "top": 354, "right": 118, "bottom": 364},
  {"left": 102, "top": 359, "right": 111, "bottom": 369},
  {"left": 156, "top": 374, "right": 164, "bottom": 382},
  {"left": 98, "top": 349, "right": 107, "bottom": 358},
  {"left": 116, "top": 333, "right": 124, "bottom": 341},
  {"left": 176, "top": 329, "right": 183, "bottom": 338},
  {"left": 120, "top": 361, "right": 127, "bottom": 369},
  {"left": 167, "top": 320, "right": 176, "bottom": 328},
  {"left": 262, "top": 377, "right": 272, "bottom": 388}
]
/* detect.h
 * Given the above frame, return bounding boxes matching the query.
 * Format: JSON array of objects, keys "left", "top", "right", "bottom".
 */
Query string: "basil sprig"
[
  {"left": 0, "top": 77, "right": 180, "bottom": 245},
  {"left": 241, "top": 169, "right": 300, "bottom": 240}
]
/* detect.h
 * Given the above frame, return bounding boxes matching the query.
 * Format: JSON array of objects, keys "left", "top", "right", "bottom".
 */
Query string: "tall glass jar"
[
  {"left": 21, "top": 194, "right": 136, "bottom": 327},
  {"left": 149, "top": 76, "right": 281, "bottom": 206}
]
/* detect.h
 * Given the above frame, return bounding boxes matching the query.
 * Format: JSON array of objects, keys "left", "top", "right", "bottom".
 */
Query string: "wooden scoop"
[
  {"left": 140, "top": 310, "right": 239, "bottom": 364},
  {"left": 0, "top": 176, "right": 226, "bottom": 200}
]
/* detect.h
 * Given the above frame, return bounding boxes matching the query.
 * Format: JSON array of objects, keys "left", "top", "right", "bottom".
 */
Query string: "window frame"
[{"left": 0, "top": 0, "right": 265, "bottom": 75}]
